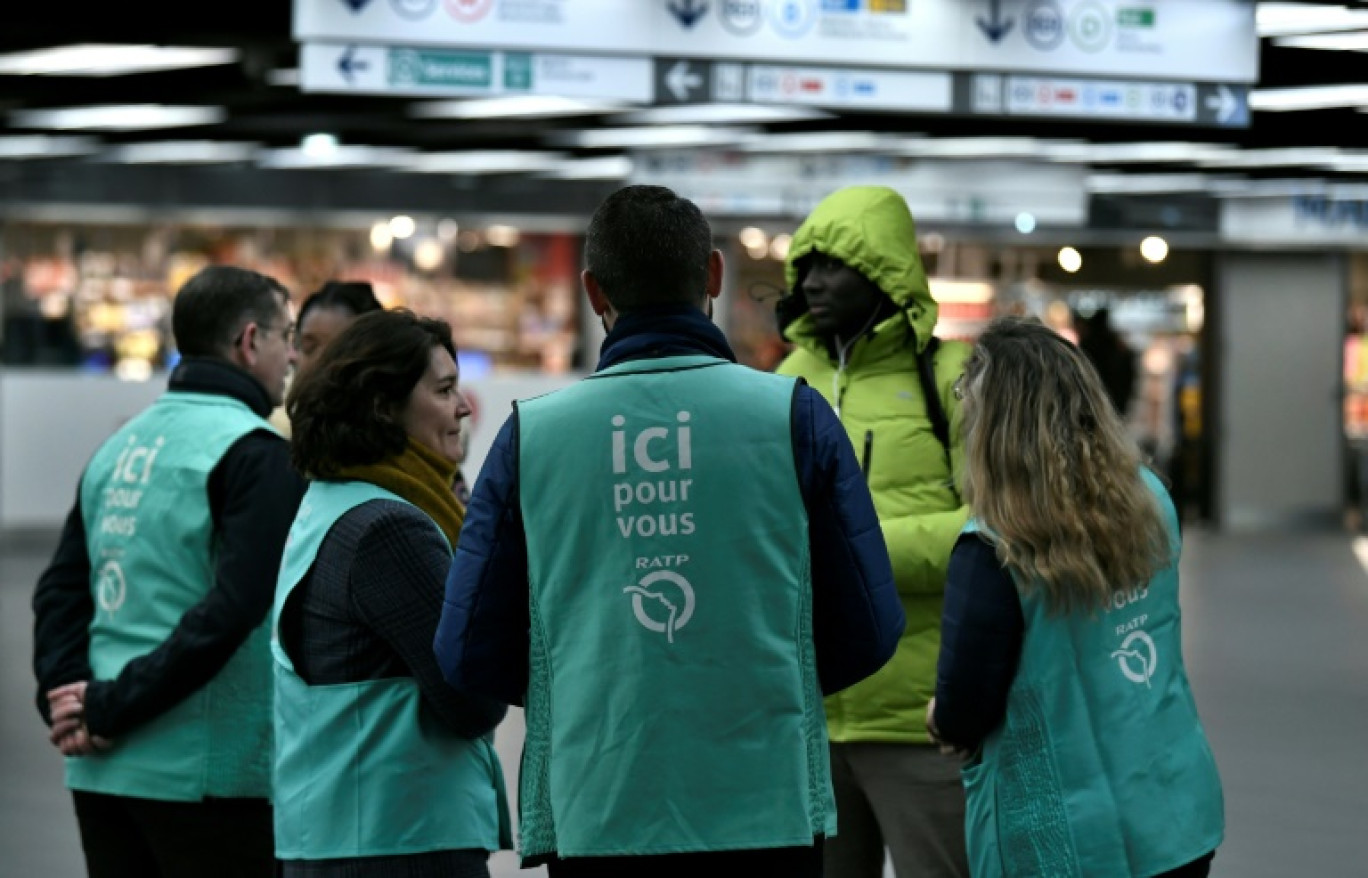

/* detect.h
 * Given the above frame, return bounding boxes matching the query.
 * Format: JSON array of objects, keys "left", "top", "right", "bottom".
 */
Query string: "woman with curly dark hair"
[
  {"left": 271, "top": 308, "right": 511, "bottom": 878},
  {"left": 927, "top": 316, "right": 1223, "bottom": 878}
]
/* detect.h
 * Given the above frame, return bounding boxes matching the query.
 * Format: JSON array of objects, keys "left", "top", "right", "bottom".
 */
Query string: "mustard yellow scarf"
[{"left": 336, "top": 438, "right": 466, "bottom": 548}]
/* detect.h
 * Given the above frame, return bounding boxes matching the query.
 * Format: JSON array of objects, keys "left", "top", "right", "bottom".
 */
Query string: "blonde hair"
[{"left": 958, "top": 317, "right": 1171, "bottom": 613}]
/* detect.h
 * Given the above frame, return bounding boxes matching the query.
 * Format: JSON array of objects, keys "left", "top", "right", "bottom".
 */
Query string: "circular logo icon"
[
  {"left": 1111, "top": 630, "right": 1158, "bottom": 686},
  {"left": 624, "top": 570, "right": 695, "bottom": 643},
  {"left": 1024, "top": 0, "right": 1065, "bottom": 51},
  {"left": 391, "top": 0, "right": 437, "bottom": 18},
  {"left": 444, "top": 0, "right": 493, "bottom": 23},
  {"left": 1069, "top": 1, "right": 1112, "bottom": 53},
  {"left": 769, "top": 0, "right": 817, "bottom": 39},
  {"left": 97, "top": 560, "right": 126, "bottom": 615},
  {"left": 720, "top": 0, "right": 763, "bottom": 35}
]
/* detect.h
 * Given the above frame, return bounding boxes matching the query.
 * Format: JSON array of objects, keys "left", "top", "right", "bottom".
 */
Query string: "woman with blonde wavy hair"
[{"left": 927, "top": 316, "right": 1224, "bottom": 878}]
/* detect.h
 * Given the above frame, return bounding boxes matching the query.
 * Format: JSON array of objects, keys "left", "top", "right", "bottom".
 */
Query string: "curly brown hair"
[
  {"left": 958, "top": 316, "right": 1172, "bottom": 614},
  {"left": 287, "top": 309, "right": 456, "bottom": 478}
]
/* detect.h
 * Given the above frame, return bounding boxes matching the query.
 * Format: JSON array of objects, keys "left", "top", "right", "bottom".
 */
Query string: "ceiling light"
[
  {"left": 1140, "top": 236, "right": 1169, "bottom": 264},
  {"left": 1196, "top": 148, "right": 1346, "bottom": 168},
  {"left": 1256, "top": 3, "right": 1368, "bottom": 37},
  {"left": 739, "top": 228, "right": 768, "bottom": 249},
  {"left": 737, "top": 131, "right": 892, "bottom": 153},
  {"left": 615, "top": 104, "right": 832, "bottom": 125},
  {"left": 301, "top": 133, "right": 338, "bottom": 158},
  {"left": 1275, "top": 32, "right": 1368, "bottom": 51},
  {"left": 403, "top": 151, "right": 567, "bottom": 174},
  {"left": 895, "top": 137, "right": 1072, "bottom": 159},
  {"left": 539, "top": 156, "right": 635, "bottom": 179},
  {"left": 0, "top": 135, "right": 98, "bottom": 158},
  {"left": 411, "top": 95, "right": 627, "bottom": 120},
  {"left": 258, "top": 145, "right": 409, "bottom": 169},
  {"left": 1250, "top": 85, "right": 1368, "bottom": 111},
  {"left": 1043, "top": 141, "right": 1239, "bottom": 164},
  {"left": 550, "top": 126, "right": 757, "bottom": 149},
  {"left": 389, "top": 215, "right": 417, "bottom": 240},
  {"left": 1058, "top": 247, "right": 1083, "bottom": 274},
  {"left": 10, "top": 104, "right": 226, "bottom": 131},
  {"left": 0, "top": 44, "right": 238, "bottom": 77},
  {"left": 437, "top": 219, "right": 459, "bottom": 241},
  {"left": 769, "top": 234, "right": 792, "bottom": 261},
  {"left": 106, "top": 140, "right": 257, "bottom": 164},
  {"left": 1015, "top": 213, "right": 1037, "bottom": 234}
]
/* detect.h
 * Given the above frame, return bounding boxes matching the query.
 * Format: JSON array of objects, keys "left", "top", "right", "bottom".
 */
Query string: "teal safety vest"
[
  {"left": 516, "top": 354, "right": 832, "bottom": 860},
  {"left": 271, "top": 480, "right": 511, "bottom": 860},
  {"left": 961, "top": 469, "right": 1223, "bottom": 877},
  {"left": 70, "top": 391, "right": 277, "bottom": 801}
]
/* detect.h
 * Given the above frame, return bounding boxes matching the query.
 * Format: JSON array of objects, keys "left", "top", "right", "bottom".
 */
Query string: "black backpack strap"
[{"left": 915, "top": 335, "right": 959, "bottom": 500}]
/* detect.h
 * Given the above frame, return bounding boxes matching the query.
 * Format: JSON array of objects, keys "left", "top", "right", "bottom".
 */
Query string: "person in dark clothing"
[
  {"left": 31, "top": 265, "right": 306, "bottom": 878},
  {"left": 273, "top": 308, "right": 510, "bottom": 878},
  {"left": 434, "top": 185, "right": 905, "bottom": 876},
  {"left": 293, "top": 280, "right": 384, "bottom": 374},
  {"left": 1076, "top": 307, "right": 1138, "bottom": 417}
]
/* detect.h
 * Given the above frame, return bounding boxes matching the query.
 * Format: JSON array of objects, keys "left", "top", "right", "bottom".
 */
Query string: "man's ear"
[
  {"left": 233, "top": 322, "right": 260, "bottom": 368},
  {"left": 583, "top": 268, "right": 610, "bottom": 317},
  {"left": 705, "top": 249, "right": 724, "bottom": 303}
]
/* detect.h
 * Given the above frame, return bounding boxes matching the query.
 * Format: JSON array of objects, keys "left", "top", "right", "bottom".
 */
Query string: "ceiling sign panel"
[{"left": 294, "top": 0, "right": 1257, "bottom": 84}]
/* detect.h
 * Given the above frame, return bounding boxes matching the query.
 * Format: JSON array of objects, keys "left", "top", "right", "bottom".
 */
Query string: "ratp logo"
[
  {"left": 1024, "top": 0, "right": 1065, "bottom": 50},
  {"left": 1111, "top": 630, "right": 1157, "bottom": 687},
  {"left": 96, "top": 560, "right": 127, "bottom": 615},
  {"left": 624, "top": 570, "right": 696, "bottom": 643}
]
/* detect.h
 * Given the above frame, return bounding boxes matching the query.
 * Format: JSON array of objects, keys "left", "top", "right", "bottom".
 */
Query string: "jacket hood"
[{"left": 782, "top": 186, "right": 937, "bottom": 354}]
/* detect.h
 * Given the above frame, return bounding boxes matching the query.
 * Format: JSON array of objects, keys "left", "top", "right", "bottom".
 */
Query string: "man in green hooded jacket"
[{"left": 776, "top": 186, "right": 971, "bottom": 878}]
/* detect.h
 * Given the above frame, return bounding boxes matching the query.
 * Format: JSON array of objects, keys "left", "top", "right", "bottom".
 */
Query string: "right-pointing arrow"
[{"left": 1204, "top": 85, "right": 1240, "bottom": 124}]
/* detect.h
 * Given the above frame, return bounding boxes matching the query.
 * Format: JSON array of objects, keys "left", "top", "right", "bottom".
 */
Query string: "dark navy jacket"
[{"left": 435, "top": 306, "right": 904, "bottom": 706}]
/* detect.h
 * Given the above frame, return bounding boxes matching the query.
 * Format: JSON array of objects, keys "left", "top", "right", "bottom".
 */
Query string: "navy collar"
[
  {"left": 169, "top": 357, "right": 275, "bottom": 418},
  {"left": 596, "top": 305, "right": 737, "bottom": 372}
]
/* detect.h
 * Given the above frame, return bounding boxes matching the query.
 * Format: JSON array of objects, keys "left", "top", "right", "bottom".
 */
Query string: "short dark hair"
[
  {"left": 172, "top": 266, "right": 289, "bottom": 358},
  {"left": 287, "top": 309, "right": 456, "bottom": 478},
  {"left": 584, "top": 185, "right": 712, "bottom": 312},
  {"left": 298, "top": 280, "right": 383, "bottom": 329}
]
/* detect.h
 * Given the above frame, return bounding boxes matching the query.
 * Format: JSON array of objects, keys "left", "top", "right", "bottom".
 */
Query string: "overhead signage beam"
[{"left": 294, "top": 0, "right": 1257, "bottom": 84}]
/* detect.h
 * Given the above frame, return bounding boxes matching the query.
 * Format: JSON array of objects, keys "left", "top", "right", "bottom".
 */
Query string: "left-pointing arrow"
[
  {"left": 337, "top": 46, "right": 369, "bottom": 83},
  {"left": 666, "top": 60, "right": 703, "bottom": 101}
]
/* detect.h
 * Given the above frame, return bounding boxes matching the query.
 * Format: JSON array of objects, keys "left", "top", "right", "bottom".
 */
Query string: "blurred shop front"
[{"left": 0, "top": 217, "right": 583, "bottom": 378}]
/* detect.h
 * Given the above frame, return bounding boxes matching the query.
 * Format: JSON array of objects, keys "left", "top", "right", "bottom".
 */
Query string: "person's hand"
[
  {"left": 926, "top": 697, "right": 974, "bottom": 763},
  {"left": 46, "top": 682, "right": 112, "bottom": 756}
]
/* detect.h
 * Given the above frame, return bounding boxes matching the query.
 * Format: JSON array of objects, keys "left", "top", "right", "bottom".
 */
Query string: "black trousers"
[
  {"left": 546, "top": 839, "right": 824, "bottom": 878},
  {"left": 1157, "top": 850, "right": 1217, "bottom": 878},
  {"left": 72, "top": 790, "right": 274, "bottom": 878}
]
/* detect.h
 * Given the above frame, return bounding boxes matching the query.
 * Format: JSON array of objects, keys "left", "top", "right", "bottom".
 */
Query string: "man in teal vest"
[
  {"left": 435, "top": 185, "right": 906, "bottom": 877},
  {"left": 32, "top": 265, "right": 306, "bottom": 877}
]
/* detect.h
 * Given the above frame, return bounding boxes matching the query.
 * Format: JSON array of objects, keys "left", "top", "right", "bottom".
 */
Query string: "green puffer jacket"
[{"left": 776, "top": 186, "right": 970, "bottom": 744}]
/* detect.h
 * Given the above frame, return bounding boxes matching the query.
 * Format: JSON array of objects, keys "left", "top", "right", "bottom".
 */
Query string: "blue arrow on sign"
[
  {"left": 977, "top": 0, "right": 1014, "bottom": 43},
  {"left": 340, "top": 0, "right": 373, "bottom": 11},
  {"left": 337, "top": 46, "right": 370, "bottom": 83},
  {"left": 668, "top": 0, "right": 709, "bottom": 28}
]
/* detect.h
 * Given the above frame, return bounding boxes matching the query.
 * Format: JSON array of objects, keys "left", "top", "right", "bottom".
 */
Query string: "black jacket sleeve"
[
  {"left": 794, "top": 384, "right": 905, "bottom": 695},
  {"left": 348, "top": 503, "right": 506, "bottom": 738},
  {"left": 82, "top": 430, "right": 306, "bottom": 738},
  {"left": 32, "top": 488, "right": 94, "bottom": 725},
  {"left": 933, "top": 533, "right": 1025, "bottom": 750}
]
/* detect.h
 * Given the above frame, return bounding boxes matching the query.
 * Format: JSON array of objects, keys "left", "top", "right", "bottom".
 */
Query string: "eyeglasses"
[
  {"left": 233, "top": 321, "right": 294, "bottom": 347},
  {"left": 952, "top": 373, "right": 965, "bottom": 400}
]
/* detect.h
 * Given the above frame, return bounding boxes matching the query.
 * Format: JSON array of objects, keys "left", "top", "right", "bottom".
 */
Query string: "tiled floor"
[{"left": 4, "top": 525, "right": 1366, "bottom": 877}]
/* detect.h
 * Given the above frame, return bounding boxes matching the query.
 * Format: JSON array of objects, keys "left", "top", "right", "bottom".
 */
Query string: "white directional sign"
[
  {"left": 295, "top": 0, "right": 1258, "bottom": 84},
  {"left": 968, "top": 74, "right": 1248, "bottom": 126},
  {"left": 300, "top": 42, "right": 653, "bottom": 100}
]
